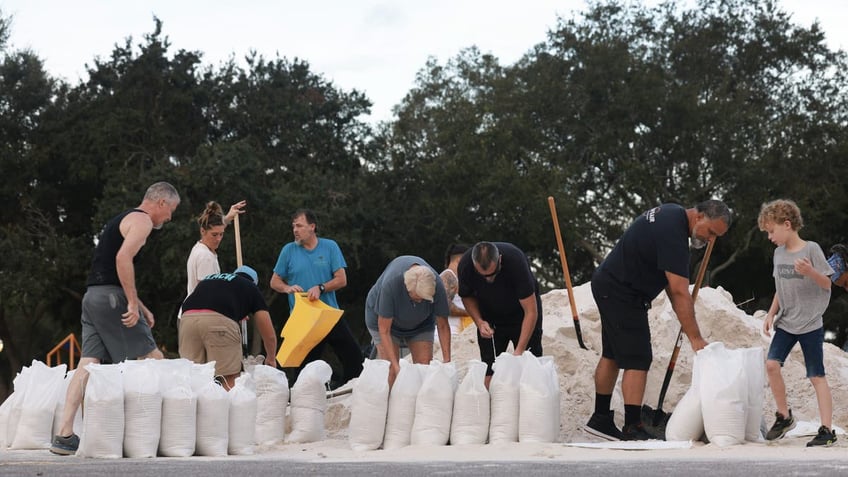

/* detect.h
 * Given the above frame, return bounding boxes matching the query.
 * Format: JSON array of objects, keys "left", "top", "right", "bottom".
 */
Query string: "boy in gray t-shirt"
[{"left": 757, "top": 199, "right": 836, "bottom": 447}]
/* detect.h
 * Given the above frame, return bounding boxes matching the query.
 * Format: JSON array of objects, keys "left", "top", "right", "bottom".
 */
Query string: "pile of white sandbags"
[
  {"left": 347, "top": 352, "right": 561, "bottom": 449},
  {"left": 665, "top": 342, "right": 765, "bottom": 446},
  {"left": 0, "top": 358, "right": 293, "bottom": 458}
]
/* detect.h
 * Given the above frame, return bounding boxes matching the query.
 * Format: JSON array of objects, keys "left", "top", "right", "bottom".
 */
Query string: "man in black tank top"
[{"left": 50, "top": 182, "right": 180, "bottom": 456}]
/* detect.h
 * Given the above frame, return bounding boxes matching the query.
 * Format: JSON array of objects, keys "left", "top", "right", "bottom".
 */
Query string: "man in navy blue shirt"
[{"left": 585, "top": 200, "right": 731, "bottom": 441}]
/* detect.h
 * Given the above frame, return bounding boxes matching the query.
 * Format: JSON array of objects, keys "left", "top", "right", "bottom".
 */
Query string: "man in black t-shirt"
[
  {"left": 584, "top": 200, "right": 731, "bottom": 442},
  {"left": 458, "top": 241, "right": 543, "bottom": 387},
  {"left": 180, "top": 265, "right": 278, "bottom": 390}
]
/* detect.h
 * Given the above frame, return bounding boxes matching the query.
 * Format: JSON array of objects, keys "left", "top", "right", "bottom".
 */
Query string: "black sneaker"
[
  {"left": 806, "top": 425, "right": 837, "bottom": 447},
  {"left": 49, "top": 433, "right": 80, "bottom": 455},
  {"left": 584, "top": 411, "right": 623, "bottom": 441},
  {"left": 765, "top": 410, "right": 796, "bottom": 441},
  {"left": 621, "top": 422, "right": 654, "bottom": 441}
]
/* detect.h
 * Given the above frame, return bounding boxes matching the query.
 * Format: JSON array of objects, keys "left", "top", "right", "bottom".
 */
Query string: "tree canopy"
[{"left": 1, "top": 0, "right": 847, "bottom": 398}]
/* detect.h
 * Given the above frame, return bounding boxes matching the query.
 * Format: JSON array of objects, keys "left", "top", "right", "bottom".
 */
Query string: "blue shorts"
[{"left": 767, "top": 326, "right": 825, "bottom": 378}]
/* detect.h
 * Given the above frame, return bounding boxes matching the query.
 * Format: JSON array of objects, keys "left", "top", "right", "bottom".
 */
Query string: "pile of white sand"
[{"left": 324, "top": 284, "right": 848, "bottom": 442}]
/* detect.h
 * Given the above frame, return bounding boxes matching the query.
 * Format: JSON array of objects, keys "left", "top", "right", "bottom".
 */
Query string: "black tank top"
[{"left": 86, "top": 209, "right": 147, "bottom": 287}]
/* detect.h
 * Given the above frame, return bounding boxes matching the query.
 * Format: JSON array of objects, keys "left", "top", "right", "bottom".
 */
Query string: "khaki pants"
[{"left": 179, "top": 311, "right": 242, "bottom": 377}]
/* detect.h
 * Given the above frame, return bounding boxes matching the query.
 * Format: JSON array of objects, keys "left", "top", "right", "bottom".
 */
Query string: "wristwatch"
[{"left": 318, "top": 283, "right": 326, "bottom": 294}]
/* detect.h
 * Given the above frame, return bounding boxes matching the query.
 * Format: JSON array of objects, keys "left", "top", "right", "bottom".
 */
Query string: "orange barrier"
[{"left": 47, "top": 333, "right": 81, "bottom": 370}]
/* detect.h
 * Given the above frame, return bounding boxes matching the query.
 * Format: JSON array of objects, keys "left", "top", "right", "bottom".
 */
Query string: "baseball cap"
[{"left": 234, "top": 265, "right": 259, "bottom": 285}]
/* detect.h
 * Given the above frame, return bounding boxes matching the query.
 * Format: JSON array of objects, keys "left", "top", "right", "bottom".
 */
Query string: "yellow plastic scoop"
[{"left": 275, "top": 293, "right": 344, "bottom": 367}]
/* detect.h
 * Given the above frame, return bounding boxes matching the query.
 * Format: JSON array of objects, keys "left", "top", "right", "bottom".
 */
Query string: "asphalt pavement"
[{"left": 2, "top": 451, "right": 846, "bottom": 477}]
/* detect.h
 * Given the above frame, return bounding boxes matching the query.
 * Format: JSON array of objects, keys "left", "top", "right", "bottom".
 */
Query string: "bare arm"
[
  {"left": 306, "top": 268, "right": 347, "bottom": 301},
  {"left": 513, "top": 294, "right": 538, "bottom": 355},
  {"left": 253, "top": 310, "right": 278, "bottom": 367},
  {"left": 461, "top": 296, "right": 493, "bottom": 338},
  {"left": 223, "top": 200, "right": 246, "bottom": 225},
  {"left": 763, "top": 293, "right": 780, "bottom": 336},
  {"left": 117, "top": 212, "right": 153, "bottom": 327},
  {"left": 665, "top": 271, "right": 707, "bottom": 352},
  {"left": 794, "top": 257, "right": 832, "bottom": 290},
  {"left": 448, "top": 301, "right": 469, "bottom": 317},
  {"left": 270, "top": 272, "right": 297, "bottom": 294},
  {"left": 377, "top": 316, "right": 400, "bottom": 385},
  {"left": 435, "top": 316, "right": 451, "bottom": 362}
]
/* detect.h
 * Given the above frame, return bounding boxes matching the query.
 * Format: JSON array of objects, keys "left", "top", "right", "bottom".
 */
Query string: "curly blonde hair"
[{"left": 757, "top": 199, "right": 803, "bottom": 231}]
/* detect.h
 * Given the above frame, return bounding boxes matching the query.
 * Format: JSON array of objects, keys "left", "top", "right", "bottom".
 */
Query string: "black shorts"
[{"left": 591, "top": 271, "right": 653, "bottom": 370}]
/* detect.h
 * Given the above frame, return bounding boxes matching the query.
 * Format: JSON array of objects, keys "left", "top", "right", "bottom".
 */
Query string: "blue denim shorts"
[{"left": 766, "top": 326, "right": 826, "bottom": 378}]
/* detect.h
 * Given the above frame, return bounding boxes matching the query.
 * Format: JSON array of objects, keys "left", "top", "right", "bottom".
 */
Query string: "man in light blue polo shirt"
[{"left": 271, "top": 209, "right": 363, "bottom": 386}]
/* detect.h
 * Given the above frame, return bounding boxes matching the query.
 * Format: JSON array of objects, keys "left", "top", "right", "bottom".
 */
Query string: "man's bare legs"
[
  {"left": 55, "top": 357, "right": 99, "bottom": 438},
  {"left": 57, "top": 348, "right": 163, "bottom": 437}
]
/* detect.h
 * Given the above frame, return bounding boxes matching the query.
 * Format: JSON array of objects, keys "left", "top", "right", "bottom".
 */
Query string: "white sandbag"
[
  {"left": 229, "top": 373, "right": 257, "bottom": 455},
  {"left": 10, "top": 361, "right": 66, "bottom": 449},
  {"left": 195, "top": 380, "right": 229, "bottom": 456},
  {"left": 121, "top": 360, "right": 162, "bottom": 458},
  {"left": 349, "top": 359, "right": 390, "bottom": 451},
  {"left": 288, "top": 360, "right": 332, "bottom": 444},
  {"left": 488, "top": 353, "right": 522, "bottom": 443},
  {"left": 253, "top": 364, "right": 289, "bottom": 445},
  {"left": 518, "top": 353, "right": 560, "bottom": 443},
  {"left": 410, "top": 361, "right": 457, "bottom": 446},
  {"left": 741, "top": 347, "right": 765, "bottom": 442},
  {"left": 52, "top": 369, "right": 83, "bottom": 440},
  {"left": 4, "top": 368, "right": 31, "bottom": 448},
  {"left": 77, "top": 363, "right": 124, "bottom": 458},
  {"left": 450, "top": 360, "right": 490, "bottom": 445},
  {"left": 156, "top": 359, "right": 196, "bottom": 457},
  {"left": 665, "top": 347, "right": 705, "bottom": 442},
  {"left": 699, "top": 342, "right": 747, "bottom": 447},
  {"left": 0, "top": 390, "right": 17, "bottom": 449},
  {"left": 382, "top": 361, "right": 425, "bottom": 450},
  {"left": 665, "top": 386, "right": 704, "bottom": 441},
  {"left": 189, "top": 362, "right": 216, "bottom": 393}
]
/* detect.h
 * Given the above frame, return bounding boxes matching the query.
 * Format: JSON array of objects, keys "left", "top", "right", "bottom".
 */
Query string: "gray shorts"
[
  {"left": 81, "top": 285, "right": 157, "bottom": 363},
  {"left": 367, "top": 326, "right": 434, "bottom": 346}
]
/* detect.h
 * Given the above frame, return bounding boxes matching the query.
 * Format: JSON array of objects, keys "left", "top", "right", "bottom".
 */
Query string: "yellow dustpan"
[{"left": 276, "top": 292, "right": 344, "bottom": 367}]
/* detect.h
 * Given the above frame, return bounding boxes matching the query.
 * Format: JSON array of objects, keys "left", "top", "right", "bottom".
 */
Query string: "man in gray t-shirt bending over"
[{"left": 365, "top": 255, "right": 450, "bottom": 385}]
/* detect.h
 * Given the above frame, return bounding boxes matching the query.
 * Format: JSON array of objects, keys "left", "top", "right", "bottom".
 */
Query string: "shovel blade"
[{"left": 640, "top": 404, "right": 670, "bottom": 440}]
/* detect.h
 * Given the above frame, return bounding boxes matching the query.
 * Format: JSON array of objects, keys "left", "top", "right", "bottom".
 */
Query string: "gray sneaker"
[
  {"left": 765, "top": 410, "right": 796, "bottom": 441},
  {"left": 49, "top": 433, "right": 79, "bottom": 455}
]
